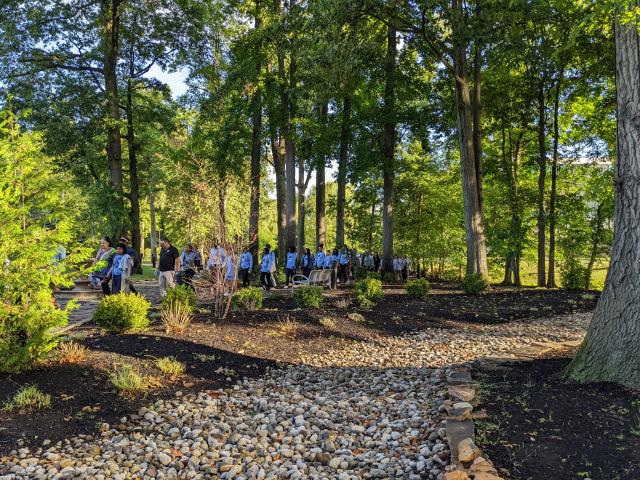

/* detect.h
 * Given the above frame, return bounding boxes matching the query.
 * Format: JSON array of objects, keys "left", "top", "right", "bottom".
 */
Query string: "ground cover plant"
[
  {"left": 161, "top": 300, "right": 193, "bottom": 334},
  {"left": 162, "top": 285, "right": 197, "bottom": 312},
  {"left": 93, "top": 293, "right": 151, "bottom": 334},
  {"left": 2, "top": 385, "right": 51, "bottom": 412},
  {"left": 293, "top": 286, "right": 324, "bottom": 308},
  {"left": 233, "top": 286, "right": 263, "bottom": 311}
]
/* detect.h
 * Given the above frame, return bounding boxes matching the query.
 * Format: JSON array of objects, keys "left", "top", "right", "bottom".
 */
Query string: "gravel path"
[
  {"left": 304, "top": 313, "right": 590, "bottom": 368},
  {"left": 0, "top": 312, "right": 589, "bottom": 479}
]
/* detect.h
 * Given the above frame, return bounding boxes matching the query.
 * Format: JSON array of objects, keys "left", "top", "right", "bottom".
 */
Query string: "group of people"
[
  {"left": 88, "top": 235, "right": 414, "bottom": 298},
  {"left": 88, "top": 236, "right": 140, "bottom": 295}
]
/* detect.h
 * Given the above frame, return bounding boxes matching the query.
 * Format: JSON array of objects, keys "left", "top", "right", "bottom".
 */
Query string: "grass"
[
  {"left": 270, "top": 314, "right": 298, "bottom": 337},
  {"left": 3, "top": 385, "right": 52, "bottom": 412},
  {"left": 487, "top": 258, "right": 609, "bottom": 290},
  {"left": 56, "top": 340, "right": 88, "bottom": 364},
  {"left": 130, "top": 264, "right": 157, "bottom": 281},
  {"left": 347, "top": 312, "right": 365, "bottom": 323},
  {"left": 161, "top": 300, "right": 193, "bottom": 335},
  {"left": 109, "top": 365, "right": 148, "bottom": 394},
  {"left": 155, "top": 356, "right": 186, "bottom": 378},
  {"left": 319, "top": 317, "right": 336, "bottom": 328},
  {"left": 334, "top": 298, "right": 351, "bottom": 309}
]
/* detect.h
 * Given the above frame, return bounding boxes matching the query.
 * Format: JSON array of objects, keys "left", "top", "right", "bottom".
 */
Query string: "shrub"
[
  {"left": 347, "top": 312, "right": 365, "bottom": 323},
  {"left": 93, "top": 293, "right": 151, "bottom": 334},
  {"left": 319, "top": 317, "right": 336, "bottom": 328},
  {"left": 461, "top": 273, "right": 488, "bottom": 295},
  {"left": 233, "top": 287, "right": 263, "bottom": 311},
  {"left": 406, "top": 278, "right": 431, "bottom": 299},
  {"left": 293, "top": 286, "right": 324, "bottom": 308},
  {"left": 162, "top": 285, "right": 197, "bottom": 312},
  {"left": 561, "top": 260, "right": 588, "bottom": 291},
  {"left": 56, "top": 341, "right": 88, "bottom": 364},
  {"left": 110, "top": 365, "right": 147, "bottom": 394},
  {"left": 3, "top": 385, "right": 51, "bottom": 412},
  {"left": 161, "top": 300, "right": 193, "bottom": 335},
  {"left": 354, "top": 278, "right": 383, "bottom": 307},
  {"left": 382, "top": 272, "right": 395, "bottom": 283},
  {"left": 334, "top": 298, "right": 351, "bottom": 309},
  {"left": 273, "top": 314, "right": 298, "bottom": 337},
  {"left": 155, "top": 357, "right": 186, "bottom": 378}
]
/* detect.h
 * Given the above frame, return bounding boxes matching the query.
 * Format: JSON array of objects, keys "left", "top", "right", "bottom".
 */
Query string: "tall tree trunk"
[
  {"left": 585, "top": 203, "right": 605, "bottom": 290},
  {"left": 296, "top": 156, "right": 305, "bottom": 258},
  {"left": 472, "top": 42, "right": 483, "bottom": 215},
  {"left": 566, "top": 18, "right": 640, "bottom": 388},
  {"left": 453, "top": 38, "right": 488, "bottom": 279},
  {"left": 336, "top": 95, "right": 351, "bottom": 248},
  {"left": 219, "top": 179, "right": 228, "bottom": 242},
  {"left": 536, "top": 79, "right": 547, "bottom": 287},
  {"left": 547, "top": 67, "right": 564, "bottom": 288},
  {"left": 125, "top": 61, "right": 141, "bottom": 260},
  {"left": 315, "top": 102, "right": 327, "bottom": 248},
  {"left": 367, "top": 202, "right": 375, "bottom": 252},
  {"left": 271, "top": 132, "right": 287, "bottom": 265},
  {"left": 149, "top": 185, "right": 157, "bottom": 268},
  {"left": 103, "top": 0, "right": 122, "bottom": 191},
  {"left": 381, "top": 22, "right": 396, "bottom": 274},
  {"left": 249, "top": 3, "right": 262, "bottom": 269}
]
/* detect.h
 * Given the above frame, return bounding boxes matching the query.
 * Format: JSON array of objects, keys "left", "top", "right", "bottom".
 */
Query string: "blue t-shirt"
[
  {"left": 260, "top": 252, "right": 273, "bottom": 273},
  {"left": 302, "top": 254, "right": 312, "bottom": 268},
  {"left": 315, "top": 251, "right": 325, "bottom": 268},
  {"left": 112, "top": 254, "right": 124, "bottom": 276},
  {"left": 240, "top": 252, "right": 253, "bottom": 270},
  {"left": 286, "top": 252, "right": 297, "bottom": 269}
]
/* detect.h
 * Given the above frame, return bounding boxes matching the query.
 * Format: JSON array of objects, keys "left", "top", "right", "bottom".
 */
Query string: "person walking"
[
  {"left": 206, "top": 240, "right": 225, "bottom": 270},
  {"left": 373, "top": 252, "right": 381, "bottom": 272},
  {"left": 285, "top": 246, "right": 297, "bottom": 287},
  {"left": 224, "top": 252, "right": 238, "bottom": 294},
  {"left": 301, "top": 248, "right": 313, "bottom": 277},
  {"left": 89, "top": 237, "right": 116, "bottom": 295},
  {"left": 315, "top": 244, "right": 326, "bottom": 270},
  {"left": 239, "top": 247, "right": 253, "bottom": 287},
  {"left": 119, "top": 236, "right": 140, "bottom": 293},
  {"left": 338, "top": 246, "right": 350, "bottom": 284},
  {"left": 179, "top": 244, "right": 201, "bottom": 288},
  {"left": 393, "top": 255, "right": 403, "bottom": 281},
  {"left": 260, "top": 244, "right": 274, "bottom": 291},
  {"left": 103, "top": 243, "right": 133, "bottom": 294},
  {"left": 158, "top": 238, "right": 180, "bottom": 297}
]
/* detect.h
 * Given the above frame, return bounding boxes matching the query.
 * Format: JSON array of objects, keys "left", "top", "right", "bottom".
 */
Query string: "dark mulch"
[
  {"left": 0, "top": 284, "right": 597, "bottom": 456},
  {"left": 0, "top": 338, "right": 275, "bottom": 455},
  {"left": 475, "top": 357, "right": 640, "bottom": 480}
]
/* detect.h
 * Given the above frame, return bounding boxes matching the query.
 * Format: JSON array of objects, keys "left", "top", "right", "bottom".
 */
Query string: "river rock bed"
[{"left": 1, "top": 366, "right": 450, "bottom": 479}]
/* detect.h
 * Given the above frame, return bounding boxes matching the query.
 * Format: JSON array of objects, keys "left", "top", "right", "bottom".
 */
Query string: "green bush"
[
  {"left": 354, "top": 278, "right": 383, "bottom": 307},
  {"left": 93, "top": 293, "right": 151, "bottom": 334},
  {"left": 293, "top": 286, "right": 324, "bottom": 308},
  {"left": 406, "top": 278, "right": 431, "bottom": 299},
  {"left": 461, "top": 273, "right": 488, "bottom": 295},
  {"left": 162, "top": 285, "right": 197, "bottom": 312},
  {"left": 561, "top": 260, "right": 588, "bottom": 291},
  {"left": 233, "top": 287, "right": 263, "bottom": 311},
  {"left": 0, "top": 110, "right": 80, "bottom": 372}
]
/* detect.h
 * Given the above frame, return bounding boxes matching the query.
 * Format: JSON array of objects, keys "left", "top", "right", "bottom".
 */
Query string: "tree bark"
[
  {"left": 272, "top": 131, "right": 286, "bottom": 265},
  {"left": 278, "top": 43, "right": 296, "bottom": 250},
  {"left": 103, "top": 0, "right": 123, "bottom": 191},
  {"left": 472, "top": 42, "right": 483, "bottom": 215},
  {"left": 125, "top": 59, "right": 141, "bottom": 262},
  {"left": 336, "top": 95, "right": 351, "bottom": 248},
  {"left": 149, "top": 185, "right": 157, "bottom": 268},
  {"left": 381, "top": 22, "right": 396, "bottom": 274},
  {"left": 296, "top": 154, "right": 306, "bottom": 259},
  {"left": 453, "top": 38, "right": 488, "bottom": 279},
  {"left": 547, "top": 67, "right": 564, "bottom": 288},
  {"left": 566, "top": 16, "right": 640, "bottom": 389},
  {"left": 249, "top": 3, "right": 262, "bottom": 268},
  {"left": 315, "top": 102, "right": 327, "bottom": 249},
  {"left": 536, "top": 80, "right": 547, "bottom": 287}
]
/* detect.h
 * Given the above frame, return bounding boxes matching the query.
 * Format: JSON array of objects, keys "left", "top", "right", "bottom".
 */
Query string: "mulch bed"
[
  {"left": 475, "top": 356, "right": 640, "bottom": 480},
  {"left": 0, "top": 284, "right": 597, "bottom": 455}
]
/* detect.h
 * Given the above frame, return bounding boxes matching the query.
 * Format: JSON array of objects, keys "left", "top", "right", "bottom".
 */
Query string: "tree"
[
  {"left": 0, "top": 109, "right": 78, "bottom": 372},
  {"left": 565, "top": 11, "right": 640, "bottom": 388}
]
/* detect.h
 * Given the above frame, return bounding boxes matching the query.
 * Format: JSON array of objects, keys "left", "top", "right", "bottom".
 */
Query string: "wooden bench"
[{"left": 292, "top": 269, "right": 333, "bottom": 291}]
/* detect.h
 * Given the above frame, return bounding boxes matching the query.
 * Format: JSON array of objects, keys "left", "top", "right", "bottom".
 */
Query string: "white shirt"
[{"left": 207, "top": 246, "right": 226, "bottom": 268}]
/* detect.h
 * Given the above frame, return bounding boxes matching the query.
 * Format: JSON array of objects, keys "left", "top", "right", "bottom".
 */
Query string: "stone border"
[{"left": 442, "top": 338, "right": 585, "bottom": 479}]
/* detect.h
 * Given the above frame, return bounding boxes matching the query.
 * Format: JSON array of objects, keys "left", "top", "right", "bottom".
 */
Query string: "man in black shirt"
[{"left": 158, "top": 238, "right": 180, "bottom": 297}]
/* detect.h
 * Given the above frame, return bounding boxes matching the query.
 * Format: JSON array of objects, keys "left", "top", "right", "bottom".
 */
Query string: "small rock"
[{"left": 458, "top": 438, "right": 481, "bottom": 464}]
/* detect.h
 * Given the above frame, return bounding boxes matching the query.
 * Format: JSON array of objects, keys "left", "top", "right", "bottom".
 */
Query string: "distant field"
[{"left": 488, "top": 258, "right": 609, "bottom": 291}]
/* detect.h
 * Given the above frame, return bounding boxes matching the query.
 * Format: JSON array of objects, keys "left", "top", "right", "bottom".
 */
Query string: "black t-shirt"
[{"left": 159, "top": 245, "right": 179, "bottom": 272}]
